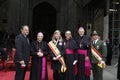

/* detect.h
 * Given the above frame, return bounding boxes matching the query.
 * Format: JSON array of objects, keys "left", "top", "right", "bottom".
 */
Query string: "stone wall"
[
  {"left": 94, "top": 9, "right": 104, "bottom": 39},
  {"left": 0, "top": 0, "right": 106, "bottom": 38},
  {"left": 0, "top": 0, "right": 8, "bottom": 31}
]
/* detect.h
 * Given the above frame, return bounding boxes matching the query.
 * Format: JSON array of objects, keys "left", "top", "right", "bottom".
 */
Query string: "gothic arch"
[
  {"left": 32, "top": 1, "right": 57, "bottom": 41},
  {"left": 32, "top": 0, "right": 60, "bottom": 12}
]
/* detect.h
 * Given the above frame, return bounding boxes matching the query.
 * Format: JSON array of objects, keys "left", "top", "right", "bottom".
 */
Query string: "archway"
[{"left": 32, "top": 2, "right": 57, "bottom": 42}]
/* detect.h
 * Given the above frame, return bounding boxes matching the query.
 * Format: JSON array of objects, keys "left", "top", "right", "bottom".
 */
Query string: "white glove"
[{"left": 73, "top": 60, "right": 77, "bottom": 65}]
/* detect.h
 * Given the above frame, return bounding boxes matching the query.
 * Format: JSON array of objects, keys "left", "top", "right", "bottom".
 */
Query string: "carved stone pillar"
[
  {"left": 68, "top": 0, "right": 77, "bottom": 36},
  {"left": 7, "top": 0, "right": 20, "bottom": 34}
]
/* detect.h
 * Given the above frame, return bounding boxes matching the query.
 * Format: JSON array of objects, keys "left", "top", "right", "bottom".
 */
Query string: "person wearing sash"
[
  {"left": 63, "top": 30, "right": 77, "bottom": 80},
  {"left": 48, "top": 30, "right": 65, "bottom": 80},
  {"left": 90, "top": 31, "right": 107, "bottom": 80},
  {"left": 75, "top": 27, "right": 91, "bottom": 80},
  {"left": 30, "top": 32, "right": 49, "bottom": 80}
]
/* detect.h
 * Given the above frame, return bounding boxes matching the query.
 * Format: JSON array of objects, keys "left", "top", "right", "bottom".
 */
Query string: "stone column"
[
  {"left": 58, "top": 0, "right": 68, "bottom": 33},
  {"left": 103, "top": 0, "right": 110, "bottom": 41},
  {"left": 7, "top": 0, "right": 21, "bottom": 34},
  {"left": 118, "top": 6, "right": 120, "bottom": 55},
  {"left": 67, "top": 0, "right": 77, "bottom": 36},
  {"left": 20, "top": 0, "right": 30, "bottom": 25}
]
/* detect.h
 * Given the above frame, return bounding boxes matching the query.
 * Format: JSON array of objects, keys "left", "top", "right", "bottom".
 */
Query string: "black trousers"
[
  {"left": 85, "top": 76, "right": 90, "bottom": 80},
  {"left": 92, "top": 63, "right": 103, "bottom": 80},
  {"left": 53, "top": 70, "right": 65, "bottom": 80},
  {"left": 15, "top": 62, "right": 27, "bottom": 80},
  {"left": 106, "top": 53, "right": 112, "bottom": 65}
]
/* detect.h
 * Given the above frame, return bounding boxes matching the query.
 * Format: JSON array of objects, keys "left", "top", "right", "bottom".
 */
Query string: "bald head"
[
  {"left": 65, "top": 30, "right": 72, "bottom": 40},
  {"left": 37, "top": 32, "right": 44, "bottom": 42},
  {"left": 78, "top": 27, "right": 85, "bottom": 37}
]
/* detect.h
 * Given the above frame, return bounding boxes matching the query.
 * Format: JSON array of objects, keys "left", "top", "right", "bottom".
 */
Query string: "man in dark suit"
[{"left": 14, "top": 25, "right": 30, "bottom": 80}]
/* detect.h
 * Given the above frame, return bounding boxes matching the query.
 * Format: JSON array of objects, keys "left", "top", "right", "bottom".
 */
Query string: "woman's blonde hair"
[{"left": 52, "top": 30, "right": 63, "bottom": 41}]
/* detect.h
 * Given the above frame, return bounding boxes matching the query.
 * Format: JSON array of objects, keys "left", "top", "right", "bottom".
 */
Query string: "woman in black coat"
[{"left": 49, "top": 30, "right": 65, "bottom": 80}]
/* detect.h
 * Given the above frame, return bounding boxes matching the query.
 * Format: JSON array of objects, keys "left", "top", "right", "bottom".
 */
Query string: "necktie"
[
  {"left": 93, "top": 40, "right": 95, "bottom": 45},
  {"left": 26, "top": 37, "right": 30, "bottom": 44}
]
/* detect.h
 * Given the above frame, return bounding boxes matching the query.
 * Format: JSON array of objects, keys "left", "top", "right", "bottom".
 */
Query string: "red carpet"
[
  {"left": 0, "top": 62, "right": 53, "bottom": 80},
  {"left": 0, "top": 70, "right": 30, "bottom": 80}
]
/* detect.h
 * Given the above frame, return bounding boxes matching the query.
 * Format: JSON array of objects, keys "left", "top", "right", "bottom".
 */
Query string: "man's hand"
[
  {"left": 20, "top": 60, "right": 26, "bottom": 68},
  {"left": 85, "top": 56, "right": 89, "bottom": 61},
  {"left": 73, "top": 60, "right": 78, "bottom": 65},
  {"left": 37, "top": 52, "right": 43, "bottom": 57},
  {"left": 19, "top": 60, "right": 25, "bottom": 65},
  {"left": 53, "top": 57, "right": 58, "bottom": 60}
]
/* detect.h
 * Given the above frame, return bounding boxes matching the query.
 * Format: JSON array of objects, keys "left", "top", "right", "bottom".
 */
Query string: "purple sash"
[
  {"left": 77, "top": 50, "right": 91, "bottom": 77},
  {"left": 42, "top": 57, "right": 46, "bottom": 80},
  {"left": 65, "top": 49, "right": 74, "bottom": 54}
]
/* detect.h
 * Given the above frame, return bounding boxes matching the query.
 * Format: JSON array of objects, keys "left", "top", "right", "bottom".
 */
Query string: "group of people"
[{"left": 14, "top": 25, "right": 107, "bottom": 80}]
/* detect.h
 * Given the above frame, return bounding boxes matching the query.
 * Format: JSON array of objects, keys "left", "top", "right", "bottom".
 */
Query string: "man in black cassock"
[
  {"left": 75, "top": 27, "right": 90, "bottom": 80},
  {"left": 30, "top": 32, "right": 49, "bottom": 80},
  {"left": 64, "top": 30, "right": 77, "bottom": 80}
]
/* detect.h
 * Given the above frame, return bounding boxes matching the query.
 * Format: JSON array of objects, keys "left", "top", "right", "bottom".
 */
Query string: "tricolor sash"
[
  {"left": 91, "top": 45, "right": 106, "bottom": 68},
  {"left": 48, "top": 41, "right": 67, "bottom": 72}
]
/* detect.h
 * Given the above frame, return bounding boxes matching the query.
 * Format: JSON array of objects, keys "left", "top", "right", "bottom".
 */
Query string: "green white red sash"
[{"left": 91, "top": 45, "right": 106, "bottom": 68}]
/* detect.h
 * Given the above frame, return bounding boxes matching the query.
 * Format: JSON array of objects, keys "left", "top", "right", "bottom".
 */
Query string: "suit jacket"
[
  {"left": 14, "top": 34, "right": 30, "bottom": 64},
  {"left": 91, "top": 39, "right": 107, "bottom": 63}
]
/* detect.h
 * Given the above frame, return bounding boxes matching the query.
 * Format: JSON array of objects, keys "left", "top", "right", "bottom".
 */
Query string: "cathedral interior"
[
  {"left": 0, "top": 0, "right": 120, "bottom": 80},
  {"left": 0, "top": 0, "right": 120, "bottom": 55}
]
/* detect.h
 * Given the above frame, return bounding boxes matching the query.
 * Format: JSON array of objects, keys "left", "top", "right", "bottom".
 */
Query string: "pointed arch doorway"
[{"left": 32, "top": 2, "right": 57, "bottom": 42}]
